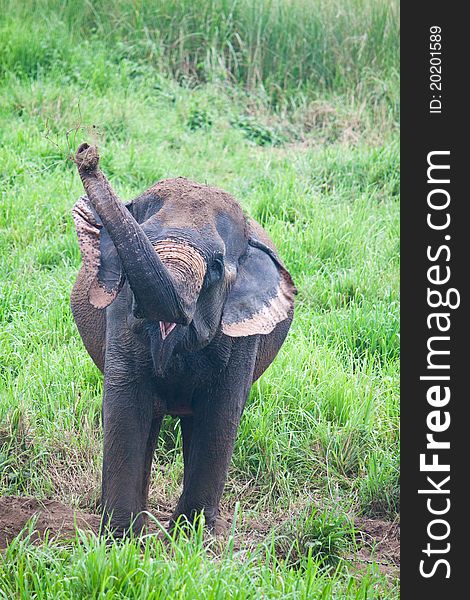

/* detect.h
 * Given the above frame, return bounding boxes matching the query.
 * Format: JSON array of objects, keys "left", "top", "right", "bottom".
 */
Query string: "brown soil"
[
  {"left": 0, "top": 496, "right": 101, "bottom": 549},
  {"left": 351, "top": 517, "right": 400, "bottom": 576},
  {"left": 0, "top": 496, "right": 400, "bottom": 577}
]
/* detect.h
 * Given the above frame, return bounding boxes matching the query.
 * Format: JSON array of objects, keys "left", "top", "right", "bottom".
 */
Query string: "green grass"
[
  {"left": 0, "top": 517, "right": 398, "bottom": 599},
  {"left": 0, "top": 0, "right": 399, "bottom": 108},
  {"left": 0, "top": 0, "right": 399, "bottom": 597}
]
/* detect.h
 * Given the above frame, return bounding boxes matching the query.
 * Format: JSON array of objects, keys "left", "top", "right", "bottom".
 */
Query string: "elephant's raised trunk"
[
  {"left": 153, "top": 239, "right": 206, "bottom": 337},
  {"left": 74, "top": 143, "right": 204, "bottom": 325},
  {"left": 153, "top": 240, "right": 206, "bottom": 296}
]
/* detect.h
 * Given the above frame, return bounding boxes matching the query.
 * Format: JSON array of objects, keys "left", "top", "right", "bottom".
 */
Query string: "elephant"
[{"left": 70, "top": 142, "right": 296, "bottom": 536}]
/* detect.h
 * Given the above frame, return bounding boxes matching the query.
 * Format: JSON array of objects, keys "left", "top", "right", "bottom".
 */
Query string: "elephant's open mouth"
[
  {"left": 152, "top": 320, "right": 181, "bottom": 377},
  {"left": 160, "top": 321, "right": 176, "bottom": 340}
]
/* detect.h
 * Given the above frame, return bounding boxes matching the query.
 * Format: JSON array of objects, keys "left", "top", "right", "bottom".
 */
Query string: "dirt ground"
[
  {"left": 353, "top": 517, "right": 400, "bottom": 575},
  {"left": 0, "top": 496, "right": 101, "bottom": 548},
  {"left": 0, "top": 496, "right": 399, "bottom": 576}
]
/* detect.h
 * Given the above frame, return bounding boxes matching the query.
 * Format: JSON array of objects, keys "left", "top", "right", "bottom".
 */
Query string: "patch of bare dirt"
[
  {"left": 0, "top": 496, "right": 100, "bottom": 549},
  {"left": 351, "top": 517, "right": 400, "bottom": 576},
  {"left": 0, "top": 496, "right": 184, "bottom": 550}
]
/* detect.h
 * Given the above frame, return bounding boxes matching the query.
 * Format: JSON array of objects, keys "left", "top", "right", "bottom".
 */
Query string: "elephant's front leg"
[
  {"left": 101, "top": 379, "right": 161, "bottom": 536},
  {"left": 172, "top": 340, "right": 257, "bottom": 531}
]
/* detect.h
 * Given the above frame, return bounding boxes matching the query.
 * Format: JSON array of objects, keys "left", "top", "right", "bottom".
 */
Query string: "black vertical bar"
[{"left": 401, "top": 3, "right": 466, "bottom": 597}]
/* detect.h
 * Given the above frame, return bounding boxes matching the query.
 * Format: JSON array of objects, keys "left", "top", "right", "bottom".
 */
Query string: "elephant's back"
[{"left": 143, "top": 177, "right": 245, "bottom": 228}]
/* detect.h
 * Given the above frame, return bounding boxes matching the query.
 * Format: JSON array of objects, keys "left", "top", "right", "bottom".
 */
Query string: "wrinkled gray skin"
[{"left": 71, "top": 143, "right": 296, "bottom": 536}]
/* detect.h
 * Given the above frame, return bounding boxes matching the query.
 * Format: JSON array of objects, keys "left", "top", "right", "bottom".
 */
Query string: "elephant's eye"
[{"left": 207, "top": 255, "right": 224, "bottom": 284}]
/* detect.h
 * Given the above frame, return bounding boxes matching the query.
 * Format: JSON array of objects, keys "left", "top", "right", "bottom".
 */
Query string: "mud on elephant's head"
[{"left": 73, "top": 143, "right": 296, "bottom": 375}]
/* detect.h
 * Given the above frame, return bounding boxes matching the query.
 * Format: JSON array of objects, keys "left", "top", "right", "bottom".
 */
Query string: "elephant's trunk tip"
[{"left": 75, "top": 142, "right": 99, "bottom": 174}]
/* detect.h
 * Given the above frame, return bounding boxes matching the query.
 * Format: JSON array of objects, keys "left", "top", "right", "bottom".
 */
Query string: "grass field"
[{"left": 0, "top": 0, "right": 399, "bottom": 597}]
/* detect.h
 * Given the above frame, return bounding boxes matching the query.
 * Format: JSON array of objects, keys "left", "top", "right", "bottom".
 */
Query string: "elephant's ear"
[
  {"left": 221, "top": 221, "right": 296, "bottom": 337},
  {"left": 72, "top": 196, "right": 124, "bottom": 309}
]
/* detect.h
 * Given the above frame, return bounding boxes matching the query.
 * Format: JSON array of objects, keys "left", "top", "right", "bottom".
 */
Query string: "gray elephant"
[{"left": 71, "top": 143, "right": 296, "bottom": 536}]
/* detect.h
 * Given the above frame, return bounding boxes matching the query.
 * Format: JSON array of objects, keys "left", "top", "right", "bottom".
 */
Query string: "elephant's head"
[{"left": 73, "top": 143, "right": 295, "bottom": 375}]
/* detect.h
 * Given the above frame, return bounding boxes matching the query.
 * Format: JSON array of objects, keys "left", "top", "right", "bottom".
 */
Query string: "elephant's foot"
[
  {"left": 101, "top": 507, "right": 148, "bottom": 539},
  {"left": 211, "top": 514, "right": 231, "bottom": 536},
  {"left": 169, "top": 503, "right": 220, "bottom": 534}
]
